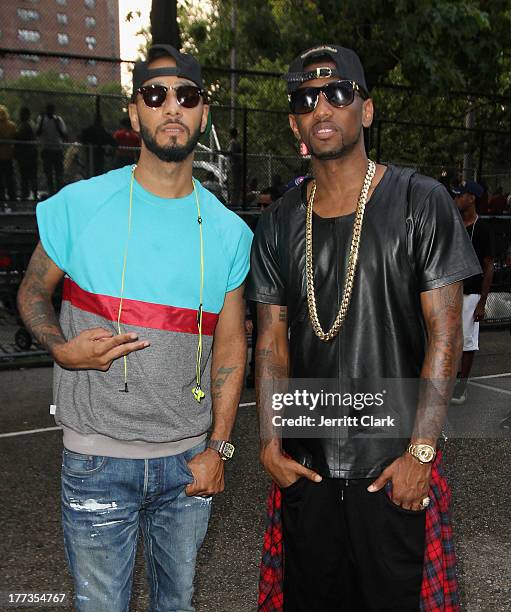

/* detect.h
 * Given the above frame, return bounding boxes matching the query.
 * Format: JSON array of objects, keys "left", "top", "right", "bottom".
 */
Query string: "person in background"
[
  {"left": 246, "top": 177, "right": 260, "bottom": 206},
  {"left": 14, "top": 106, "right": 38, "bottom": 200},
  {"left": 113, "top": 117, "right": 141, "bottom": 167},
  {"left": 36, "top": 103, "right": 67, "bottom": 195},
  {"left": 451, "top": 181, "right": 495, "bottom": 404},
  {"left": 202, "top": 170, "right": 225, "bottom": 203},
  {"left": 80, "top": 111, "right": 117, "bottom": 177},
  {"left": 487, "top": 186, "right": 507, "bottom": 215},
  {"left": 0, "top": 105, "right": 18, "bottom": 203},
  {"left": 271, "top": 173, "right": 286, "bottom": 199}
]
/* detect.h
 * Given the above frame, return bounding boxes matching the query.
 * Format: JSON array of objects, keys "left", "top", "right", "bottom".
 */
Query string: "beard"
[
  {"left": 139, "top": 120, "right": 202, "bottom": 163},
  {"left": 308, "top": 128, "right": 361, "bottom": 161}
]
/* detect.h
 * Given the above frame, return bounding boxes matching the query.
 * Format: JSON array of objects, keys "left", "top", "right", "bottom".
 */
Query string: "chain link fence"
[{"left": 1, "top": 48, "right": 511, "bottom": 361}]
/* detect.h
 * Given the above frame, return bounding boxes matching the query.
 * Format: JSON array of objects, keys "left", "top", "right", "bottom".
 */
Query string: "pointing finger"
[
  {"left": 99, "top": 333, "right": 141, "bottom": 351},
  {"left": 86, "top": 327, "right": 114, "bottom": 341},
  {"left": 106, "top": 340, "right": 150, "bottom": 362}
]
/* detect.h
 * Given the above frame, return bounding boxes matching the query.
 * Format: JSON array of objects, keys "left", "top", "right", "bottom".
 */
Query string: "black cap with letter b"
[{"left": 283, "top": 44, "right": 368, "bottom": 95}]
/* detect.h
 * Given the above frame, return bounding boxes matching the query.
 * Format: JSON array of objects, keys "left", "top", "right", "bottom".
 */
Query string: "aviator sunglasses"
[
  {"left": 289, "top": 80, "right": 368, "bottom": 115},
  {"left": 136, "top": 83, "right": 205, "bottom": 109}
]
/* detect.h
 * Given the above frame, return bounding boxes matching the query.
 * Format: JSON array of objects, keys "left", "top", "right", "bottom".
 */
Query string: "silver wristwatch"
[{"left": 207, "top": 439, "right": 235, "bottom": 461}]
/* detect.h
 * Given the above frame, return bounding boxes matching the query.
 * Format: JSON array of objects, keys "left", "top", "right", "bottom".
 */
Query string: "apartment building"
[{"left": 0, "top": 0, "right": 120, "bottom": 86}]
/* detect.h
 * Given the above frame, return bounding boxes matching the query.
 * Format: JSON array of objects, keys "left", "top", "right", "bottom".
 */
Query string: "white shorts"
[{"left": 462, "top": 293, "right": 481, "bottom": 351}]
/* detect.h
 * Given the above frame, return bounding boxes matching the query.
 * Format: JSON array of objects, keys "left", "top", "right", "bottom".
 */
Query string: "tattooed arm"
[
  {"left": 412, "top": 280, "right": 463, "bottom": 443},
  {"left": 17, "top": 242, "right": 149, "bottom": 370},
  {"left": 185, "top": 284, "right": 247, "bottom": 497},
  {"left": 17, "top": 242, "right": 66, "bottom": 352},
  {"left": 369, "top": 282, "right": 463, "bottom": 509},
  {"left": 256, "top": 303, "right": 322, "bottom": 488}
]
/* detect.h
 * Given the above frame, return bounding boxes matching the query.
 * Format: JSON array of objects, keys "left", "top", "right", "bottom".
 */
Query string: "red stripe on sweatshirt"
[{"left": 62, "top": 278, "right": 219, "bottom": 336}]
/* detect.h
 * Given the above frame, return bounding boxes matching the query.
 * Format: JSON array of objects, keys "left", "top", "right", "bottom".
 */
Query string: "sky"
[
  {"left": 117, "top": 1, "right": 213, "bottom": 87},
  {"left": 118, "top": 0, "right": 152, "bottom": 86}
]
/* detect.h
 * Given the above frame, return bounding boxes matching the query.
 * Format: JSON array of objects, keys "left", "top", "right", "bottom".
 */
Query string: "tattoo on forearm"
[
  {"left": 18, "top": 244, "right": 65, "bottom": 353},
  {"left": 211, "top": 366, "right": 237, "bottom": 400},
  {"left": 257, "top": 303, "right": 273, "bottom": 331},
  {"left": 23, "top": 299, "right": 65, "bottom": 351},
  {"left": 414, "top": 282, "right": 463, "bottom": 441},
  {"left": 254, "top": 304, "right": 290, "bottom": 449}
]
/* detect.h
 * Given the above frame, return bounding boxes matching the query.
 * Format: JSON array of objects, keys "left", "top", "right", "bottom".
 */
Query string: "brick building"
[{"left": 0, "top": 0, "right": 120, "bottom": 87}]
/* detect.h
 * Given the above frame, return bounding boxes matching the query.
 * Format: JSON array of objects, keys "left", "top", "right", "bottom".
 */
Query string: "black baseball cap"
[
  {"left": 132, "top": 44, "right": 203, "bottom": 93},
  {"left": 283, "top": 44, "right": 368, "bottom": 95},
  {"left": 452, "top": 180, "right": 484, "bottom": 199}
]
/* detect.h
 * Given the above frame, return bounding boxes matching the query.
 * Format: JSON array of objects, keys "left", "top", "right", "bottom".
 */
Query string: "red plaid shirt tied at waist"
[{"left": 258, "top": 451, "right": 460, "bottom": 612}]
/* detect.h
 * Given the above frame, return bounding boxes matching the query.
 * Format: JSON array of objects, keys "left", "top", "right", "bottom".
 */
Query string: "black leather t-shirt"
[{"left": 246, "top": 165, "right": 481, "bottom": 478}]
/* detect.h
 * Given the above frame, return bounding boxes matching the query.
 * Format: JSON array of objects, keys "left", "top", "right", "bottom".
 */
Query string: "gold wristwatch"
[{"left": 406, "top": 443, "right": 436, "bottom": 464}]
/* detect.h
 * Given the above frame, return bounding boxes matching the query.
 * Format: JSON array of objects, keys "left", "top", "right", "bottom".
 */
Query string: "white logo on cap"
[{"left": 301, "top": 45, "right": 338, "bottom": 59}]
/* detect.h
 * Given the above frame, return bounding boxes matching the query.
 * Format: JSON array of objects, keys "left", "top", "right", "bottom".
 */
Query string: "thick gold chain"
[{"left": 306, "top": 159, "right": 376, "bottom": 342}]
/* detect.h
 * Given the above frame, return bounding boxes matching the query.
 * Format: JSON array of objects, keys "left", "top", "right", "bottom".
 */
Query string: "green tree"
[{"left": 179, "top": 0, "right": 511, "bottom": 183}]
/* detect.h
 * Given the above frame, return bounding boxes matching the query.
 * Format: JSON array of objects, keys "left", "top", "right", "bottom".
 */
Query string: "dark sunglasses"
[
  {"left": 136, "top": 83, "right": 205, "bottom": 109},
  {"left": 289, "top": 80, "right": 368, "bottom": 115}
]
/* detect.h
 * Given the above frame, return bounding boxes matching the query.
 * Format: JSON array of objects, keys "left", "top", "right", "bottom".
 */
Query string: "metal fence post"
[
  {"left": 477, "top": 131, "right": 485, "bottom": 181},
  {"left": 242, "top": 107, "right": 248, "bottom": 209}
]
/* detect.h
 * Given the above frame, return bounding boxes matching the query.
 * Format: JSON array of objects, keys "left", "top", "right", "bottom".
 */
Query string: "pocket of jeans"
[
  {"left": 62, "top": 449, "right": 107, "bottom": 476},
  {"left": 281, "top": 476, "right": 306, "bottom": 496},
  {"left": 176, "top": 453, "right": 195, "bottom": 485},
  {"left": 380, "top": 488, "right": 426, "bottom": 516}
]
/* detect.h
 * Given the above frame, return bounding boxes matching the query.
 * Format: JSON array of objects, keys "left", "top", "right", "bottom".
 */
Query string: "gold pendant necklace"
[{"left": 306, "top": 159, "right": 376, "bottom": 342}]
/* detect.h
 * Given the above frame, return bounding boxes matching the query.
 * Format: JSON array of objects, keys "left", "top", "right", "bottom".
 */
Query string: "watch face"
[
  {"left": 222, "top": 442, "right": 235, "bottom": 459},
  {"left": 417, "top": 446, "right": 434, "bottom": 463}
]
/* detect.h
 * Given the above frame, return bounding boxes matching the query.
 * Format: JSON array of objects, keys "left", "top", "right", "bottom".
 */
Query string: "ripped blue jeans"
[{"left": 61, "top": 441, "right": 211, "bottom": 612}]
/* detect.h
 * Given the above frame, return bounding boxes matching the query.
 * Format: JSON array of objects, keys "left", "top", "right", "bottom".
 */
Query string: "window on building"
[
  {"left": 87, "top": 59, "right": 97, "bottom": 66},
  {"left": 57, "top": 32, "right": 69, "bottom": 45},
  {"left": 20, "top": 69, "right": 39, "bottom": 78},
  {"left": 60, "top": 57, "right": 70, "bottom": 65},
  {"left": 85, "top": 35, "right": 96, "bottom": 50},
  {"left": 56, "top": 0, "right": 67, "bottom": 6},
  {"left": 18, "top": 29, "right": 41, "bottom": 43},
  {"left": 85, "top": 16, "right": 96, "bottom": 28},
  {"left": 57, "top": 13, "right": 68, "bottom": 25},
  {"left": 0, "top": 68, "right": 4, "bottom": 80},
  {"left": 85, "top": 0, "right": 95, "bottom": 9},
  {"left": 87, "top": 74, "right": 98, "bottom": 86},
  {"left": 20, "top": 54, "right": 40, "bottom": 62},
  {"left": 18, "top": 8, "right": 40, "bottom": 21}
]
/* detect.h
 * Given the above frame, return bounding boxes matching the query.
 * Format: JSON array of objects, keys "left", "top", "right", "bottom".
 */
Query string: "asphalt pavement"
[{"left": 0, "top": 328, "right": 510, "bottom": 611}]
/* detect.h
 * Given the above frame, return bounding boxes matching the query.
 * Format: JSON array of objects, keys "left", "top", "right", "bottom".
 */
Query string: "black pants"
[
  {"left": 17, "top": 160, "right": 38, "bottom": 199},
  {"left": 41, "top": 149, "right": 63, "bottom": 194},
  {"left": 0, "top": 159, "right": 16, "bottom": 200},
  {"left": 282, "top": 477, "right": 426, "bottom": 612}
]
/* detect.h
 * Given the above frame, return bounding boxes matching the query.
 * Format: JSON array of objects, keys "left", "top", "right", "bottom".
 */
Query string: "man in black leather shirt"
[{"left": 247, "top": 45, "right": 480, "bottom": 611}]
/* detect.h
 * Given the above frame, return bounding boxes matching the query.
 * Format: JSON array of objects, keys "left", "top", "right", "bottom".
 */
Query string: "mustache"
[
  {"left": 312, "top": 120, "right": 338, "bottom": 130},
  {"left": 158, "top": 119, "right": 189, "bottom": 133}
]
